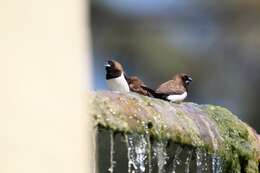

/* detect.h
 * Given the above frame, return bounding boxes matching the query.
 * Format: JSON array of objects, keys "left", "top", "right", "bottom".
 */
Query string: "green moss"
[
  {"left": 175, "top": 111, "right": 204, "bottom": 146},
  {"left": 203, "top": 105, "right": 259, "bottom": 173},
  {"left": 246, "top": 160, "right": 259, "bottom": 173}
]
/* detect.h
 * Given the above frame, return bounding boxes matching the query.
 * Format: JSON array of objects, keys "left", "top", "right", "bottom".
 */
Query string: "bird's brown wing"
[
  {"left": 126, "top": 76, "right": 154, "bottom": 97},
  {"left": 156, "top": 80, "right": 185, "bottom": 95}
]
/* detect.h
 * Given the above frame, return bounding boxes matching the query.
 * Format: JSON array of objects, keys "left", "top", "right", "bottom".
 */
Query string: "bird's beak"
[
  {"left": 104, "top": 63, "right": 111, "bottom": 67},
  {"left": 187, "top": 76, "right": 192, "bottom": 82}
]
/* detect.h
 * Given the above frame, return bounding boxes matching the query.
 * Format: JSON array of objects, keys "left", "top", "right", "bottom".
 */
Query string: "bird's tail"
[{"left": 141, "top": 86, "right": 168, "bottom": 100}]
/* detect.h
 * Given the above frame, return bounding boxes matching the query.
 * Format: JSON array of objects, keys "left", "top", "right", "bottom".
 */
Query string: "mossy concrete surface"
[{"left": 89, "top": 91, "right": 260, "bottom": 173}]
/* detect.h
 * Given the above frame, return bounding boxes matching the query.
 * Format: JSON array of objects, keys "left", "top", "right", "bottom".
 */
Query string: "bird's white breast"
[
  {"left": 167, "top": 92, "right": 187, "bottom": 102},
  {"left": 106, "top": 73, "right": 130, "bottom": 92}
]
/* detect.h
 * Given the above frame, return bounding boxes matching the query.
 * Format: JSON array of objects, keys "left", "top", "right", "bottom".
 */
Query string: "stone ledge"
[{"left": 89, "top": 91, "right": 260, "bottom": 173}]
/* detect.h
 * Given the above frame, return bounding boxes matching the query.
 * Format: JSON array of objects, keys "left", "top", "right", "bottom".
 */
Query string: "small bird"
[
  {"left": 126, "top": 76, "right": 154, "bottom": 97},
  {"left": 142, "top": 73, "right": 192, "bottom": 102},
  {"left": 105, "top": 60, "right": 153, "bottom": 96}
]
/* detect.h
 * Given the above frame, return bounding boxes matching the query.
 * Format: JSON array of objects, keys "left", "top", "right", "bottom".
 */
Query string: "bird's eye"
[{"left": 184, "top": 75, "right": 192, "bottom": 84}]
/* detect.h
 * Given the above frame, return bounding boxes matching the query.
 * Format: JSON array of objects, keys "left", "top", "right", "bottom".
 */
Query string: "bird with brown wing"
[{"left": 142, "top": 73, "right": 192, "bottom": 102}]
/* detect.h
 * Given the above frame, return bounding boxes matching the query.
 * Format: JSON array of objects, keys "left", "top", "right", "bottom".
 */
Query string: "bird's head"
[
  {"left": 173, "top": 73, "right": 193, "bottom": 87},
  {"left": 180, "top": 73, "right": 193, "bottom": 86},
  {"left": 104, "top": 59, "right": 124, "bottom": 79}
]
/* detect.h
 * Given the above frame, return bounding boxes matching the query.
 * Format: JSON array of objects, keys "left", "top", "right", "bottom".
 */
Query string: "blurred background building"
[{"left": 90, "top": 0, "right": 260, "bottom": 132}]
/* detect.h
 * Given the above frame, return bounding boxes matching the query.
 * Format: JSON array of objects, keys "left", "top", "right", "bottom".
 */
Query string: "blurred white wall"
[{"left": 0, "top": 0, "right": 93, "bottom": 173}]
